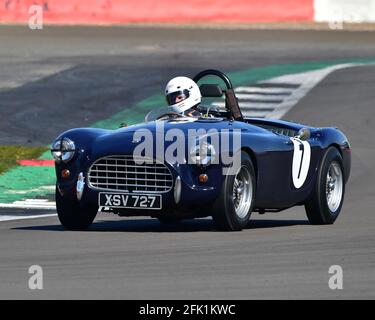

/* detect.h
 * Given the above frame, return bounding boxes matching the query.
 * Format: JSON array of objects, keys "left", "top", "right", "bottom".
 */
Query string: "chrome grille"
[{"left": 88, "top": 155, "right": 173, "bottom": 193}]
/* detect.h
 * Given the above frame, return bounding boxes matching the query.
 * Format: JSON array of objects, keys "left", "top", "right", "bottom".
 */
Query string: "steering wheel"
[{"left": 156, "top": 112, "right": 185, "bottom": 120}]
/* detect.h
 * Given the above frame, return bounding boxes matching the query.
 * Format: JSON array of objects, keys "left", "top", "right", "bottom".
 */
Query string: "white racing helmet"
[{"left": 165, "top": 76, "right": 202, "bottom": 114}]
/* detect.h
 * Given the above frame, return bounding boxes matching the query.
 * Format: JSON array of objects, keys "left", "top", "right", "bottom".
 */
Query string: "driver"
[{"left": 165, "top": 76, "right": 202, "bottom": 117}]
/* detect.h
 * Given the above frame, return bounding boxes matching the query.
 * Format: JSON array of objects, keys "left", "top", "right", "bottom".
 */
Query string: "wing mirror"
[{"left": 295, "top": 128, "right": 311, "bottom": 141}]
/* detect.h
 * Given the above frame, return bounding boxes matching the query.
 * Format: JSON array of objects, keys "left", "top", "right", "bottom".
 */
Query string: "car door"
[
  {"left": 253, "top": 129, "right": 319, "bottom": 209},
  {"left": 276, "top": 132, "right": 320, "bottom": 206}
]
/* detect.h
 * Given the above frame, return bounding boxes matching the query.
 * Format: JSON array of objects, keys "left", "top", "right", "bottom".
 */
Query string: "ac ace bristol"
[{"left": 51, "top": 70, "right": 351, "bottom": 231}]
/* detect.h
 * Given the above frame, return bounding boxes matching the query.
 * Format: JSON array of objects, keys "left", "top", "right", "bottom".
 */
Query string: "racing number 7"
[{"left": 291, "top": 137, "right": 311, "bottom": 189}]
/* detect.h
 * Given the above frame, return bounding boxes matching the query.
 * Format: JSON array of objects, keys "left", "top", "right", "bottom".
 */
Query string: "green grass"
[{"left": 0, "top": 145, "right": 49, "bottom": 175}]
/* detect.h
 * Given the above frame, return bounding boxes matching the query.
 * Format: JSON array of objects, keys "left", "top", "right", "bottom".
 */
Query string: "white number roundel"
[{"left": 291, "top": 137, "right": 311, "bottom": 189}]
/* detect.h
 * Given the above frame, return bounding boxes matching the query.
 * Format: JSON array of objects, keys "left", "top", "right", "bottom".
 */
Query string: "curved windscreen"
[{"left": 144, "top": 107, "right": 174, "bottom": 122}]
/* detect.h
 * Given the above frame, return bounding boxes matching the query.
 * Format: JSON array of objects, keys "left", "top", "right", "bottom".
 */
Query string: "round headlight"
[
  {"left": 51, "top": 138, "right": 76, "bottom": 163},
  {"left": 190, "top": 141, "right": 216, "bottom": 167}
]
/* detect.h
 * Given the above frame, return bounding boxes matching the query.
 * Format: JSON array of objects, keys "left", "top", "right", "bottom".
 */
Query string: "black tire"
[
  {"left": 212, "top": 151, "right": 256, "bottom": 231},
  {"left": 56, "top": 186, "right": 98, "bottom": 230},
  {"left": 305, "top": 147, "right": 345, "bottom": 225}
]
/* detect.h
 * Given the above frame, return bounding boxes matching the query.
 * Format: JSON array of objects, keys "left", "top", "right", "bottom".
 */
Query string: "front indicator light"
[
  {"left": 61, "top": 169, "right": 70, "bottom": 178},
  {"left": 199, "top": 174, "right": 208, "bottom": 184}
]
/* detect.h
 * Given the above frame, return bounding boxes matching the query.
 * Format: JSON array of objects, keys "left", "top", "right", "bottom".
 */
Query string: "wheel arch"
[
  {"left": 326, "top": 143, "right": 350, "bottom": 183},
  {"left": 241, "top": 147, "right": 258, "bottom": 183},
  {"left": 328, "top": 143, "right": 343, "bottom": 157}
]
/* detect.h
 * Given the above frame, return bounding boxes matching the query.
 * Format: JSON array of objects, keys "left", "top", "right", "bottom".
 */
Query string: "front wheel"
[
  {"left": 212, "top": 151, "right": 256, "bottom": 231},
  {"left": 56, "top": 186, "right": 98, "bottom": 230},
  {"left": 305, "top": 147, "right": 345, "bottom": 225}
]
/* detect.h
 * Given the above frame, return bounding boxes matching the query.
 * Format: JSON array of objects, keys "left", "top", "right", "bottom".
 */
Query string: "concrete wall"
[
  {"left": 1, "top": 0, "right": 374, "bottom": 25},
  {"left": 314, "top": 0, "right": 375, "bottom": 23},
  {"left": 0, "top": 0, "right": 313, "bottom": 24}
]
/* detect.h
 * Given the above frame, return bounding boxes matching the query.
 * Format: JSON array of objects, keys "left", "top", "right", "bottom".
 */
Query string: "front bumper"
[{"left": 55, "top": 159, "right": 225, "bottom": 215}]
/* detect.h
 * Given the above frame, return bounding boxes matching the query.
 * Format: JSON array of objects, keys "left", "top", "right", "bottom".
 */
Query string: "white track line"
[
  {"left": 217, "top": 63, "right": 367, "bottom": 119},
  {"left": 263, "top": 63, "right": 363, "bottom": 119},
  {"left": 214, "top": 101, "right": 276, "bottom": 110},
  {"left": 238, "top": 103, "right": 277, "bottom": 110},
  {"left": 234, "top": 93, "right": 285, "bottom": 101},
  {"left": 0, "top": 199, "right": 56, "bottom": 210},
  {"left": 235, "top": 87, "right": 293, "bottom": 94},
  {"left": 0, "top": 199, "right": 56, "bottom": 221},
  {"left": 0, "top": 214, "right": 57, "bottom": 222},
  {"left": 0, "top": 203, "right": 56, "bottom": 210}
]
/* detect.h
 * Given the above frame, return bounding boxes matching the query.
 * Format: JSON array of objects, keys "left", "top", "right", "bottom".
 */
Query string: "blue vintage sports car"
[{"left": 51, "top": 70, "right": 351, "bottom": 231}]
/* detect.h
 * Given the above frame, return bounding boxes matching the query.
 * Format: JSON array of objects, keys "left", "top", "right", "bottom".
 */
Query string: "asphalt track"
[{"left": 0, "top": 26, "right": 375, "bottom": 299}]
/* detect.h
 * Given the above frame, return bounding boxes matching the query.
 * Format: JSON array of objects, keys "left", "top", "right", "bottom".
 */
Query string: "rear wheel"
[
  {"left": 56, "top": 186, "right": 98, "bottom": 230},
  {"left": 212, "top": 151, "right": 256, "bottom": 231},
  {"left": 305, "top": 147, "right": 345, "bottom": 224}
]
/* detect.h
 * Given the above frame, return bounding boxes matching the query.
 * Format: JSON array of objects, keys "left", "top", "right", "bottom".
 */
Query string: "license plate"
[{"left": 99, "top": 193, "right": 162, "bottom": 210}]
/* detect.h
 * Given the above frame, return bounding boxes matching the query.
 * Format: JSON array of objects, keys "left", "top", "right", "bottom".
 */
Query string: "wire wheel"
[
  {"left": 326, "top": 161, "right": 343, "bottom": 212},
  {"left": 233, "top": 165, "right": 253, "bottom": 219}
]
